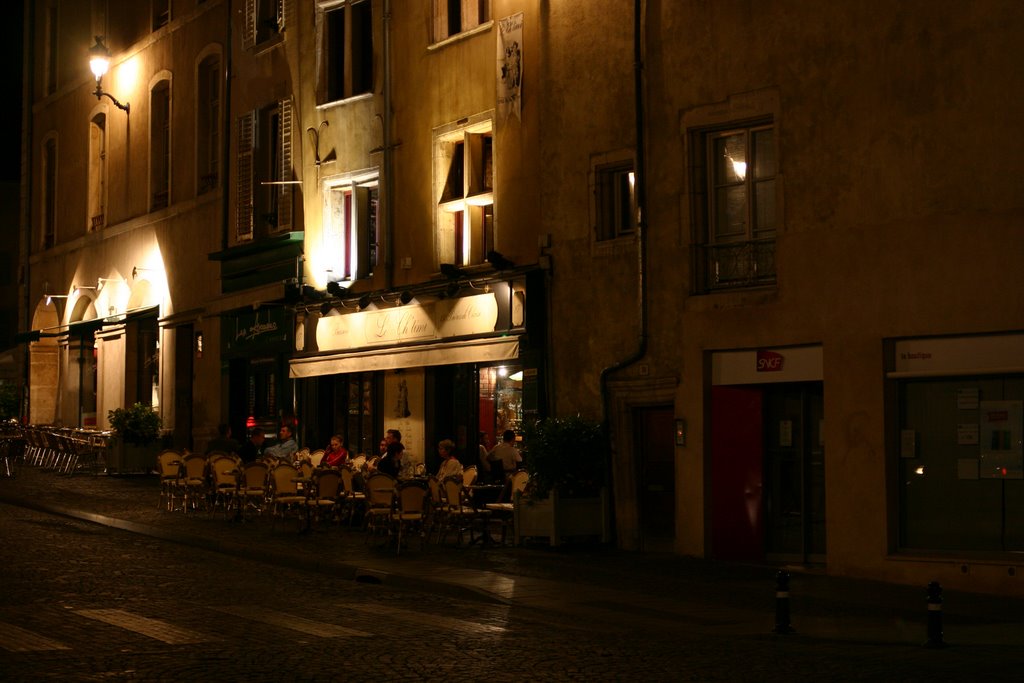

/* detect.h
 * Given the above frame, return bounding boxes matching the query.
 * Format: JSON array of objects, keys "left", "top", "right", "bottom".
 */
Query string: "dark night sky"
[{"left": 2, "top": 1, "right": 24, "bottom": 185}]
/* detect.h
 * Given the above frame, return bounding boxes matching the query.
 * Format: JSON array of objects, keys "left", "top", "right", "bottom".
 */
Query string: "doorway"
[{"left": 635, "top": 406, "right": 676, "bottom": 550}]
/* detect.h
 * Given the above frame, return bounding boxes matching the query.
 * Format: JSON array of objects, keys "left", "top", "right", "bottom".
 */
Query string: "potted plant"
[
  {"left": 514, "top": 415, "right": 611, "bottom": 546},
  {"left": 107, "top": 403, "right": 163, "bottom": 473}
]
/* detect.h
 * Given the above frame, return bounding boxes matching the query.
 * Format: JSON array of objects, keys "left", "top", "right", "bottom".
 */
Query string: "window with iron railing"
[{"left": 692, "top": 122, "right": 777, "bottom": 291}]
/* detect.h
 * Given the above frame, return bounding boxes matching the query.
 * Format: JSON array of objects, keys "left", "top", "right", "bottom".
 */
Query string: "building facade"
[{"left": 20, "top": 1, "right": 1024, "bottom": 594}]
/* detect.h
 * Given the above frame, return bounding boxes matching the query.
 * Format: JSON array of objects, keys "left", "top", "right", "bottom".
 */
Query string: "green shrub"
[
  {"left": 522, "top": 415, "right": 606, "bottom": 499},
  {"left": 108, "top": 403, "right": 162, "bottom": 446}
]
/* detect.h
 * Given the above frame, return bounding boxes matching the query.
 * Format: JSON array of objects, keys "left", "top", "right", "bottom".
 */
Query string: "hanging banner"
[{"left": 497, "top": 13, "right": 523, "bottom": 122}]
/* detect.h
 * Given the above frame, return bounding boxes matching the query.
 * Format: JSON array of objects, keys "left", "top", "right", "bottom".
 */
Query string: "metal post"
[
  {"left": 773, "top": 570, "right": 795, "bottom": 634},
  {"left": 925, "top": 581, "right": 945, "bottom": 648}
]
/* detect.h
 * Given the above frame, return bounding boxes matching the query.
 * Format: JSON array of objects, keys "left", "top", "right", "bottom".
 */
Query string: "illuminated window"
[
  {"left": 150, "top": 80, "right": 171, "bottom": 210},
  {"left": 88, "top": 114, "right": 106, "bottom": 231},
  {"left": 593, "top": 154, "right": 636, "bottom": 242},
  {"left": 236, "top": 98, "right": 293, "bottom": 241},
  {"left": 435, "top": 115, "right": 494, "bottom": 267},
  {"left": 325, "top": 173, "right": 379, "bottom": 280},
  {"left": 691, "top": 121, "right": 776, "bottom": 291},
  {"left": 432, "top": 0, "right": 490, "bottom": 43},
  {"left": 318, "top": 0, "right": 373, "bottom": 104},
  {"left": 196, "top": 53, "right": 221, "bottom": 195}
]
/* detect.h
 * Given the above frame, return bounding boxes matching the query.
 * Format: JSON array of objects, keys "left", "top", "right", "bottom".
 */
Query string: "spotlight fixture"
[
  {"left": 44, "top": 293, "right": 69, "bottom": 306},
  {"left": 131, "top": 266, "right": 155, "bottom": 280},
  {"left": 301, "top": 284, "right": 326, "bottom": 300},
  {"left": 326, "top": 281, "right": 348, "bottom": 297},
  {"left": 88, "top": 36, "right": 130, "bottom": 114},
  {"left": 486, "top": 250, "right": 515, "bottom": 271},
  {"left": 440, "top": 263, "right": 467, "bottom": 280},
  {"left": 445, "top": 282, "right": 460, "bottom": 298},
  {"left": 358, "top": 294, "right": 372, "bottom": 310},
  {"left": 320, "top": 302, "right": 333, "bottom": 316},
  {"left": 399, "top": 290, "right": 414, "bottom": 305}
]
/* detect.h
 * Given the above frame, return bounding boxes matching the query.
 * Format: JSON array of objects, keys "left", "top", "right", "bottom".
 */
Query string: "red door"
[{"left": 710, "top": 385, "right": 764, "bottom": 560}]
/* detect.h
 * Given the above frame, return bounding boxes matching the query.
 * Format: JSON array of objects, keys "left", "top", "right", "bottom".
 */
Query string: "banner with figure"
[{"left": 497, "top": 13, "right": 523, "bottom": 122}]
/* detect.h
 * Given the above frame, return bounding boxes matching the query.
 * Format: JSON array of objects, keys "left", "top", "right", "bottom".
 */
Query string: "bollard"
[
  {"left": 925, "top": 581, "right": 945, "bottom": 648},
  {"left": 773, "top": 570, "right": 795, "bottom": 634}
]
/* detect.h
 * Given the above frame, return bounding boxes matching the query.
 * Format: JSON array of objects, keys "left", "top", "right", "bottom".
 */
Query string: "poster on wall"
[
  {"left": 384, "top": 369, "right": 425, "bottom": 469},
  {"left": 979, "top": 400, "right": 1023, "bottom": 479}
]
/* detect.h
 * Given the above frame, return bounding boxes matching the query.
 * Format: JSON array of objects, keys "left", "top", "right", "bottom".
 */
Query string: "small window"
[
  {"left": 319, "top": 0, "right": 373, "bottom": 104},
  {"left": 88, "top": 113, "right": 107, "bottom": 231},
  {"left": 245, "top": 0, "right": 284, "bottom": 49},
  {"left": 432, "top": 0, "right": 490, "bottom": 43},
  {"left": 692, "top": 122, "right": 777, "bottom": 291},
  {"left": 594, "top": 160, "right": 636, "bottom": 241},
  {"left": 435, "top": 117, "right": 494, "bottom": 267},
  {"left": 152, "top": 0, "right": 170, "bottom": 30},
  {"left": 325, "top": 175, "right": 379, "bottom": 281},
  {"left": 42, "top": 136, "right": 57, "bottom": 250},
  {"left": 44, "top": 4, "right": 58, "bottom": 95}
]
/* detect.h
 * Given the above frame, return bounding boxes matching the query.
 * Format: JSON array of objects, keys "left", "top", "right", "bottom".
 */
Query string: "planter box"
[
  {"left": 106, "top": 441, "right": 159, "bottom": 474},
  {"left": 513, "top": 488, "right": 610, "bottom": 546}
]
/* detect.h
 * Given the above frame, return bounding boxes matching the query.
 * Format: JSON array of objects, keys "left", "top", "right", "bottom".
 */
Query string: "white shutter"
[
  {"left": 276, "top": 97, "right": 293, "bottom": 232},
  {"left": 243, "top": 0, "right": 257, "bottom": 49},
  {"left": 236, "top": 111, "right": 255, "bottom": 241}
]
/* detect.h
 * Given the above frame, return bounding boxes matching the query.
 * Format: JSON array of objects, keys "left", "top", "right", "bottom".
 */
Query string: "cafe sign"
[
  {"left": 224, "top": 307, "right": 290, "bottom": 354},
  {"left": 316, "top": 293, "right": 499, "bottom": 352}
]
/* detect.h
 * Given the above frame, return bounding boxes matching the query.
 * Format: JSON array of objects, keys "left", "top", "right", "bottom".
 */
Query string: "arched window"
[
  {"left": 150, "top": 79, "right": 171, "bottom": 210},
  {"left": 196, "top": 54, "right": 221, "bottom": 195}
]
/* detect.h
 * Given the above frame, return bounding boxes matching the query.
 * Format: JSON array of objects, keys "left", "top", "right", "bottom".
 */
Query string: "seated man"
[{"left": 264, "top": 424, "right": 298, "bottom": 464}]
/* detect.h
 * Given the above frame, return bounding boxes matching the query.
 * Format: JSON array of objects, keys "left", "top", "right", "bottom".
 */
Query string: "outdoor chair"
[
  {"left": 309, "top": 449, "right": 326, "bottom": 467},
  {"left": 305, "top": 468, "right": 343, "bottom": 526},
  {"left": 179, "top": 453, "right": 209, "bottom": 513},
  {"left": 238, "top": 460, "right": 270, "bottom": 519},
  {"left": 339, "top": 466, "right": 366, "bottom": 525},
  {"left": 363, "top": 472, "right": 396, "bottom": 540},
  {"left": 209, "top": 454, "right": 241, "bottom": 518},
  {"left": 485, "top": 470, "right": 530, "bottom": 544},
  {"left": 156, "top": 449, "right": 183, "bottom": 511},
  {"left": 439, "top": 475, "right": 489, "bottom": 546},
  {"left": 390, "top": 480, "right": 429, "bottom": 555},
  {"left": 268, "top": 462, "right": 306, "bottom": 523}
]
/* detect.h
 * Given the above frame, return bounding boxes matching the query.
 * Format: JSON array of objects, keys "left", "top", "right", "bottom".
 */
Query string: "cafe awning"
[{"left": 289, "top": 336, "right": 520, "bottom": 378}]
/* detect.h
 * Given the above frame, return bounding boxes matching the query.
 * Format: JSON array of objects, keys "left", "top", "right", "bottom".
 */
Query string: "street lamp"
[{"left": 89, "top": 36, "right": 130, "bottom": 114}]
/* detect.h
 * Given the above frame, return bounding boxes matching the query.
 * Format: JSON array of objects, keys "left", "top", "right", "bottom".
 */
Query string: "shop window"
[
  {"left": 897, "top": 375, "right": 1024, "bottom": 552},
  {"left": 196, "top": 53, "right": 221, "bottom": 195},
  {"left": 248, "top": 358, "right": 279, "bottom": 424},
  {"left": 325, "top": 173, "right": 378, "bottom": 280},
  {"left": 150, "top": 80, "right": 171, "bottom": 211},
  {"left": 435, "top": 115, "right": 494, "bottom": 267},
  {"left": 42, "top": 135, "right": 57, "bottom": 249},
  {"left": 691, "top": 121, "right": 776, "bottom": 291},
  {"left": 432, "top": 0, "right": 490, "bottom": 43},
  {"left": 318, "top": 0, "right": 373, "bottom": 104},
  {"left": 592, "top": 152, "right": 636, "bottom": 242},
  {"left": 236, "top": 98, "right": 293, "bottom": 241},
  {"left": 88, "top": 113, "right": 106, "bottom": 231}
]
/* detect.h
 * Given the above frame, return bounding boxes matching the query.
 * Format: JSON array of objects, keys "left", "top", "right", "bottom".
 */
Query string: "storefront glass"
[{"left": 478, "top": 364, "right": 523, "bottom": 447}]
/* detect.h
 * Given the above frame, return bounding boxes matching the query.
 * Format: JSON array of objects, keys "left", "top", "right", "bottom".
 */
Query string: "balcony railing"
[{"left": 700, "top": 238, "right": 776, "bottom": 291}]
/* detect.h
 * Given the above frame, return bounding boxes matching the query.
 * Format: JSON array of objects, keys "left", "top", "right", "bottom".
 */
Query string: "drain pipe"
[
  {"left": 599, "top": 0, "right": 648, "bottom": 536},
  {"left": 19, "top": 2, "right": 36, "bottom": 422},
  {"left": 382, "top": 0, "right": 394, "bottom": 290}
]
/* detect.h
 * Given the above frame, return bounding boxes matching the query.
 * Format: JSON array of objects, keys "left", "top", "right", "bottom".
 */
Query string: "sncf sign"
[{"left": 756, "top": 350, "right": 785, "bottom": 372}]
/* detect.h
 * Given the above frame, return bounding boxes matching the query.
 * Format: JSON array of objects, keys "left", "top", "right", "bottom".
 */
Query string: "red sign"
[{"left": 756, "top": 350, "right": 785, "bottom": 372}]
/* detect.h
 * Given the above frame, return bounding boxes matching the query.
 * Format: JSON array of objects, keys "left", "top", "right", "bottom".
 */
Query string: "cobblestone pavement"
[{"left": 1, "top": 467, "right": 1023, "bottom": 681}]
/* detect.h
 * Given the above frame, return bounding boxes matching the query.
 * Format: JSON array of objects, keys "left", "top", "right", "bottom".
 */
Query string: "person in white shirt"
[{"left": 436, "top": 439, "right": 464, "bottom": 481}]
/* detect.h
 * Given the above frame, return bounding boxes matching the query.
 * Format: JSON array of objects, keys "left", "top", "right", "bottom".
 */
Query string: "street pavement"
[{"left": 1, "top": 462, "right": 1023, "bottom": 681}]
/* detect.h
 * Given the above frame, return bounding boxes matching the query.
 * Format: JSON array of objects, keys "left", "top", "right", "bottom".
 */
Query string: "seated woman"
[
  {"left": 436, "top": 439, "right": 463, "bottom": 481},
  {"left": 322, "top": 434, "right": 349, "bottom": 468}
]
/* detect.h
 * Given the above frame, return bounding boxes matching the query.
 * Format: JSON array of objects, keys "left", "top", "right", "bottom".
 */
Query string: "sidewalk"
[{"left": 1, "top": 464, "right": 1022, "bottom": 649}]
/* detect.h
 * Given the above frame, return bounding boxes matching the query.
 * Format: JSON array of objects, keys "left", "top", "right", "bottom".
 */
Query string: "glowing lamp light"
[{"left": 246, "top": 416, "right": 257, "bottom": 428}]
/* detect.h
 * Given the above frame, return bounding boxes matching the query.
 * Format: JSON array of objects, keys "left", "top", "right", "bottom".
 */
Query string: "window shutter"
[
  {"left": 278, "top": 0, "right": 289, "bottom": 33},
  {"left": 236, "top": 111, "right": 255, "bottom": 241},
  {"left": 432, "top": 1, "right": 447, "bottom": 42},
  {"left": 276, "top": 97, "right": 293, "bottom": 232},
  {"left": 354, "top": 186, "right": 370, "bottom": 279},
  {"left": 243, "top": 0, "right": 257, "bottom": 49}
]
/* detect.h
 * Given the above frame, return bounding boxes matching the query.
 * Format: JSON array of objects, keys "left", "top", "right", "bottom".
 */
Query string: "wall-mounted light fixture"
[
  {"left": 73, "top": 284, "right": 97, "bottom": 296},
  {"left": 486, "top": 250, "right": 515, "bottom": 271},
  {"left": 399, "top": 290, "right": 414, "bottom": 305},
  {"left": 89, "top": 36, "right": 130, "bottom": 114},
  {"left": 326, "top": 281, "right": 348, "bottom": 297},
  {"left": 357, "top": 294, "right": 372, "bottom": 310},
  {"left": 131, "top": 266, "right": 154, "bottom": 280},
  {"left": 97, "top": 276, "right": 126, "bottom": 291},
  {"left": 440, "top": 263, "right": 468, "bottom": 280},
  {"left": 44, "top": 293, "right": 69, "bottom": 306}
]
